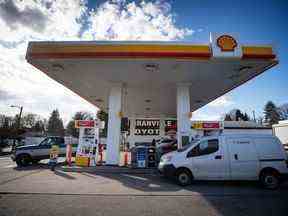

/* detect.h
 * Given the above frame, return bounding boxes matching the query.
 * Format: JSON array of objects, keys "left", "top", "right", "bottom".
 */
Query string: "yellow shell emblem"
[{"left": 216, "top": 35, "right": 238, "bottom": 52}]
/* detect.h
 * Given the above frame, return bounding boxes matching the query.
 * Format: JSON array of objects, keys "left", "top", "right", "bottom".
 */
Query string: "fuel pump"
[
  {"left": 75, "top": 120, "right": 99, "bottom": 166},
  {"left": 75, "top": 120, "right": 101, "bottom": 167}
]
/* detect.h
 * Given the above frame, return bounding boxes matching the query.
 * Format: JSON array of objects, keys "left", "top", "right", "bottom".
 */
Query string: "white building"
[
  {"left": 191, "top": 121, "right": 272, "bottom": 137},
  {"left": 273, "top": 120, "right": 288, "bottom": 151}
]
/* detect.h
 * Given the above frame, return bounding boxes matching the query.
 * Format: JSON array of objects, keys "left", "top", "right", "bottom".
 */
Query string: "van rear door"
[
  {"left": 254, "top": 137, "right": 285, "bottom": 161},
  {"left": 227, "top": 137, "right": 259, "bottom": 180}
]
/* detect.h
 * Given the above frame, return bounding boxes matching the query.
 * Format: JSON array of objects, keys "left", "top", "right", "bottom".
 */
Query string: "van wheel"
[
  {"left": 260, "top": 170, "right": 280, "bottom": 189},
  {"left": 16, "top": 154, "right": 31, "bottom": 167},
  {"left": 176, "top": 169, "right": 193, "bottom": 186}
]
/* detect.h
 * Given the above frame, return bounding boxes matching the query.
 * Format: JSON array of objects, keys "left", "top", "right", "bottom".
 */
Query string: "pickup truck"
[{"left": 11, "top": 136, "right": 77, "bottom": 166}]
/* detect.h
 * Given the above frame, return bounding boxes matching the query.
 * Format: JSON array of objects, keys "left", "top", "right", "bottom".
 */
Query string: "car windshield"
[
  {"left": 40, "top": 138, "right": 54, "bottom": 146},
  {"left": 177, "top": 139, "right": 200, "bottom": 152}
]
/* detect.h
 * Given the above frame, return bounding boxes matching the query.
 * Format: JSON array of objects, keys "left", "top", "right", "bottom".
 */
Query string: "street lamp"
[{"left": 10, "top": 105, "right": 23, "bottom": 148}]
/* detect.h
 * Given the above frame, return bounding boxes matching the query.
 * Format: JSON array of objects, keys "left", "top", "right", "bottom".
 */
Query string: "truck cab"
[{"left": 11, "top": 136, "right": 76, "bottom": 167}]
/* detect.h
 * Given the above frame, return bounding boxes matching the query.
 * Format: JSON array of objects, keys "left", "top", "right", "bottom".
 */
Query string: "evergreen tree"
[
  {"left": 224, "top": 114, "right": 232, "bottom": 121},
  {"left": 66, "top": 111, "right": 93, "bottom": 137},
  {"left": 278, "top": 104, "right": 288, "bottom": 120},
  {"left": 264, "top": 101, "right": 280, "bottom": 126},
  {"left": 242, "top": 113, "right": 250, "bottom": 121},
  {"left": 225, "top": 109, "right": 250, "bottom": 121},
  {"left": 235, "top": 109, "right": 243, "bottom": 121},
  {"left": 47, "top": 109, "right": 64, "bottom": 136}
]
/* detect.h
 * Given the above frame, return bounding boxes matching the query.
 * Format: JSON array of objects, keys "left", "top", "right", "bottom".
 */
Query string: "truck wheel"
[
  {"left": 176, "top": 168, "right": 193, "bottom": 186},
  {"left": 16, "top": 154, "right": 31, "bottom": 167},
  {"left": 32, "top": 159, "right": 40, "bottom": 165},
  {"left": 260, "top": 170, "right": 280, "bottom": 189}
]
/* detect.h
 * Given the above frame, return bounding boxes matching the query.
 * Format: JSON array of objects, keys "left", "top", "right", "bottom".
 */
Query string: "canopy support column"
[
  {"left": 177, "top": 83, "right": 191, "bottom": 149},
  {"left": 106, "top": 83, "right": 122, "bottom": 165}
]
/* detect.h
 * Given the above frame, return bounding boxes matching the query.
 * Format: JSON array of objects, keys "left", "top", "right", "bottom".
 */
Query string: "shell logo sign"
[{"left": 216, "top": 35, "right": 238, "bottom": 52}]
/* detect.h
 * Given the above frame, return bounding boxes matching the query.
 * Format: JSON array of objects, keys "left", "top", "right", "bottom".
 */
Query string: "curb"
[{"left": 59, "top": 166, "right": 159, "bottom": 175}]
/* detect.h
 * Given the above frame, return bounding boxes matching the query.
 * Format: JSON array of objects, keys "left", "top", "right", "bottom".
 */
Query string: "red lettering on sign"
[
  {"left": 75, "top": 120, "right": 95, "bottom": 128},
  {"left": 202, "top": 122, "right": 220, "bottom": 129}
]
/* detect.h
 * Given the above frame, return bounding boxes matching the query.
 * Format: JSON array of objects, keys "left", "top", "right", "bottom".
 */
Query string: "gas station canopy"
[
  {"left": 26, "top": 34, "right": 278, "bottom": 165},
  {"left": 26, "top": 36, "right": 277, "bottom": 118}
]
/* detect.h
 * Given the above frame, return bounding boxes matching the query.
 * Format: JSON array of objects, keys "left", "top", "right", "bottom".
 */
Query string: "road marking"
[
  {"left": 121, "top": 174, "right": 148, "bottom": 181},
  {"left": 0, "top": 157, "right": 11, "bottom": 160},
  {"left": 3, "top": 165, "right": 16, "bottom": 168}
]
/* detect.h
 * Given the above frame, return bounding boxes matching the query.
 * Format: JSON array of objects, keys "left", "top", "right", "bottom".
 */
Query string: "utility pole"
[
  {"left": 10, "top": 105, "right": 23, "bottom": 149},
  {"left": 252, "top": 110, "right": 256, "bottom": 122},
  {"left": 17, "top": 106, "right": 23, "bottom": 133}
]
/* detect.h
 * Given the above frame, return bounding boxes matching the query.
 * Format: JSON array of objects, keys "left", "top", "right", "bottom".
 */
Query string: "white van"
[{"left": 158, "top": 134, "right": 288, "bottom": 189}]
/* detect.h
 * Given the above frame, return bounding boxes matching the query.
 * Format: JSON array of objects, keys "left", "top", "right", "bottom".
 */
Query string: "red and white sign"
[
  {"left": 75, "top": 120, "right": 95, "bottom": 128},
  {"left": 192, "top": 121, "right": 223, "bottom": 130},
  {"left": 75, "top": 120, "right": 104, "bottom": 129},
  {"left": 202, "top": 122, "right": 221, "bottom": 129}
]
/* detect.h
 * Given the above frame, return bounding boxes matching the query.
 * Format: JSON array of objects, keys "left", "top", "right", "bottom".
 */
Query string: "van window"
[
  {"left": 177, "top": 139, "right": 199, "bottom": 152},
  {"left": 187, "top": 139, "right": 219, "bottom": 157}
]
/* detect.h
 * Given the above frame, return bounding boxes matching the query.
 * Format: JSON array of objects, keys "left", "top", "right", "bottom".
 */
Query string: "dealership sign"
[
  {"left": 164, "top": 119, "right": 177, "bottom": 134},
  {"left": 134, "top": 119, "right": 160, "bottom": 136}
]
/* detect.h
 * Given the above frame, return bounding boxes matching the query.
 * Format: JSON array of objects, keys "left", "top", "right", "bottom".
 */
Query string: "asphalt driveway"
[{"left": 0, "top": 156, "right": 287, "bottom": 216}]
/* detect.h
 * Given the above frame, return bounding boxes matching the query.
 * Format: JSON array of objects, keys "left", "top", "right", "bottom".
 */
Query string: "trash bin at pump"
[{"left": 131, "top": 146, "right": 157, "bottom": 168}]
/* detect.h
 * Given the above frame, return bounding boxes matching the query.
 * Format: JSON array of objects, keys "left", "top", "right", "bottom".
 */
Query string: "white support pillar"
[
  {"left": 159, "top": 117, "right": 165, "bottom": 137},
  {"left": 177, "top": 83, "right": 191, "bottom": 149},
  {"left": 106, "top": 84, "right": 122, "bottom": 165}
]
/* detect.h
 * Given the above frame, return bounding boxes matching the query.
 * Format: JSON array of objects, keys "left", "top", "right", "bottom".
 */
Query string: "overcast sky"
[{"left": 0, "top": 0, "right": 287, "bottom": 125}]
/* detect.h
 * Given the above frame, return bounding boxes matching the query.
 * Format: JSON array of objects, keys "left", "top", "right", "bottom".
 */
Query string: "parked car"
[
  {"left": 11, "top": 136, "right": 77, "bottom": 167},
  {"left": 158, "top": 134, "right": 288, "bottom": 189},
  {"left": 156, "top": 138, "right": 177, "bottom": 156}
]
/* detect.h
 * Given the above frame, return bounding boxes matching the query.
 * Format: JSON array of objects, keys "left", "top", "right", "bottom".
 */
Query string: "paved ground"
[{"left": 0, "top": 155, "right": 288, "bottom": 216}]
